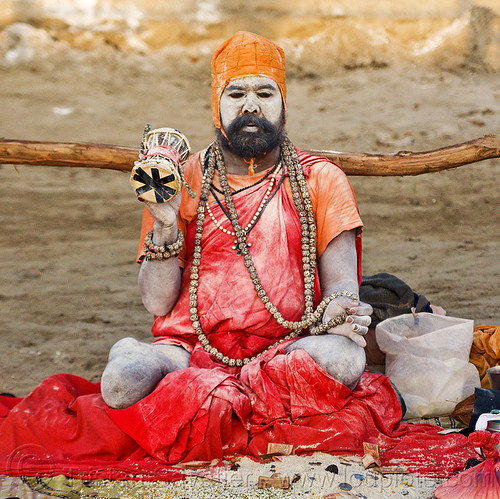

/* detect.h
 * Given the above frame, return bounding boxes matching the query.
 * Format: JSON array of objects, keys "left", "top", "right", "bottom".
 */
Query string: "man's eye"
[
  {"left": 258, "top": 92, "right": 272, "bottom": 98},
  {"left": 230, "top": 92, "right": 244, "bottom": 98}
]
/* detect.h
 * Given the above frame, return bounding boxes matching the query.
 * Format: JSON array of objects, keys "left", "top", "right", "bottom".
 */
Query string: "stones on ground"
[
  {"left": 339, "top": 482, "right": 353, "bottom": 490},
  {"left": 325, "top": 464, "right": 339, "bottom": 473}
]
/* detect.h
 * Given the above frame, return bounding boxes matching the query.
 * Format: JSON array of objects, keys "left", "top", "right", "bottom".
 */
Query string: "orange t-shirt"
[{"left": 137, "top": 148, "right": 362, "bottom": 266}]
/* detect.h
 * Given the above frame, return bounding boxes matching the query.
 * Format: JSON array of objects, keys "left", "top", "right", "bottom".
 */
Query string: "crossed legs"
[{"left": 101, "top": 334, "right": 365, "bottom": 409}]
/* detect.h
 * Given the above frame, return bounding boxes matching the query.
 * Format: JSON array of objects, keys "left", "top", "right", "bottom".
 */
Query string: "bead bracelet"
[{"left": 143, "top": 230, "right": 184, "bottom": 260}]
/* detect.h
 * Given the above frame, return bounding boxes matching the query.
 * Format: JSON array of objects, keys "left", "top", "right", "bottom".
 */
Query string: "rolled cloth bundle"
[
  {"left": 359, "top": 273, "right": 431, "bottom": 327},
  {"left": 469, "top": 325, "right": 500, "bottom": 387}
]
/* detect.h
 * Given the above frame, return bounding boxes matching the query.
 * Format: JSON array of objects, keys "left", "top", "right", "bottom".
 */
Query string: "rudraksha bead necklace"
[{"left": 189, "top": 137, "right": 357, "bottom": 366}]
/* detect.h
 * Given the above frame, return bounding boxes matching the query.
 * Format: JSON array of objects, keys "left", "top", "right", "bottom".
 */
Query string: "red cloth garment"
[
  {"left": 105, "top": 349, "right": 424, "bottom": 462},
  {"left": 151, "top": 158, "right": 326, "bottom": 356},
  {"left": 142, "top": 149, "right": 363, "bottom": 355}
]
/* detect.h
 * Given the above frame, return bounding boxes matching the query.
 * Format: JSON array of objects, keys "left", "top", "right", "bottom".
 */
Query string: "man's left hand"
[{"left": 322, "top": 296, "right": 373, "bottom": 348}]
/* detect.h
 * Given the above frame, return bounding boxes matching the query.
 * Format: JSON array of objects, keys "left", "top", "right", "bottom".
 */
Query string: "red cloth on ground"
[
  {"left": 0, "top": 356, "right": 476, "bottom": 480},
  {"left": 0, "top": 374, "right": 185, "bottom": 481},
  {"left": 435, "top": 458, "right": 500, "bottom": 499}
]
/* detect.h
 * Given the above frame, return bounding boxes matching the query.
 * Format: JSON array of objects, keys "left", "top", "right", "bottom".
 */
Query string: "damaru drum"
[{"left": 130, "top": 127, "right": 192, "bottom": 203}]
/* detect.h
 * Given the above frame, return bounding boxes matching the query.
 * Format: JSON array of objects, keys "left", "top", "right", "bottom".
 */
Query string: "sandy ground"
[
  {"left": 0, "top": 452, "right": 449, "bottom": 498},
  {"left": 0, "top": 452, "right": 447, "bottom": 498},
  {"left": 0, "top": 51, "right": 498, "bottom": 497}
]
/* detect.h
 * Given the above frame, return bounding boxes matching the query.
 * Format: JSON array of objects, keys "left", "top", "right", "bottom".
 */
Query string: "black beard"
[{"left": 217, "top": 114, "right": 284, "bottom": 159}]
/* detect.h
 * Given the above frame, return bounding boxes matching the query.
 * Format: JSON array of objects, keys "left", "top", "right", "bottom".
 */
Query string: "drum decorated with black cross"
[{"left": 131, "top": 127, "right": 192, "bottom": 203}]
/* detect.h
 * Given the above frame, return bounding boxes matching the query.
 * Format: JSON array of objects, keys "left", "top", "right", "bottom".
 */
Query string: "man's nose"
[{"left": 242, "top": 95, "right": 259, "bottom": 114}]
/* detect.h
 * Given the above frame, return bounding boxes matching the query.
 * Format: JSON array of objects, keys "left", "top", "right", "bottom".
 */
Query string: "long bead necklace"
[{"left": 189, "top": 138, "right": 357, "bottom": 366}]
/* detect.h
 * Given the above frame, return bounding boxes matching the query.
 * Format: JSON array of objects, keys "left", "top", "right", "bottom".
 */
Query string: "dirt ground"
[{"left": 0, "top": 55, "right": 498, "bottom": 397}]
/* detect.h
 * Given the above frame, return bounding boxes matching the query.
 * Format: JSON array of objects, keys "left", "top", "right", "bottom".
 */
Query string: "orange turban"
[{"left": 211, "top": 31, "right": 287, "bottom": 131}]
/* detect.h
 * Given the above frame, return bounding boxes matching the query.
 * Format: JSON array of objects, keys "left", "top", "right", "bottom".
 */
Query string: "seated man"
[{"left": 101, "top": 31, "right": 372, "bottom": 410}]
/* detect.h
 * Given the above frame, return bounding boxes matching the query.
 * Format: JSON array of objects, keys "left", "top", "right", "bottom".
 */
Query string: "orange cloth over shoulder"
[{"left": 211, "top": 31, "right": 287, "bottom": 131}]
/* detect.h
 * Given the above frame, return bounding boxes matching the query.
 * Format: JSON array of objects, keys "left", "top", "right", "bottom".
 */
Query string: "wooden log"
[
  {"left": 0, "top": 135, "right": 498, "bottom": 176},
  {"left": 312, "top": 135, "right": 500, "bottom": 176},
  {"left": 0, "top": 139, "right": 138, "bottom": 171}
]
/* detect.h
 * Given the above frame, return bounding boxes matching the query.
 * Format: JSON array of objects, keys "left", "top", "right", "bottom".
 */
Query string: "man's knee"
[
  {"left": 107, "top": 336, "right": 144, "bottom": 359},
  {"left": 107, "top": 337, "right": 190, "bottom": 369},
  {"left": 101, "top": 338, "right": 190, "bottom": 409},
  {"left": 153, "top": 343, "right": 191, "bottom": 371},
  {"left": 286, "top": 335, "right": 366, "bottom": 390},
  {"left": 101, "top": 352, "right": 163, "bottom": 409}
]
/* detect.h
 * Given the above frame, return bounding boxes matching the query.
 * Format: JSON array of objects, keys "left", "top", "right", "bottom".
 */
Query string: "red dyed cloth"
[
  {"left": 0, "top": 362, "right": 476, "bottom": 480},
  {"left": 0, "top": 152, "right": 478, "bottom": 480},
  {"left": 0, "top": 374, "right": 185, "bottom": 481},
  {"left": 107, "top": 346, "right": 477, "bottom": 477}
]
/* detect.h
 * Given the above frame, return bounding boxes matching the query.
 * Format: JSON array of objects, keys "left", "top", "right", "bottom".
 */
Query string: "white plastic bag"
[{"left": 375, "top": 312, "right": 480, "bottom": 419}]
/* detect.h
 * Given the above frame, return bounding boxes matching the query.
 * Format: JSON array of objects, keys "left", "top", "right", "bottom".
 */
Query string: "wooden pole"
[
  {"left": 0, "top": 135, "right": 498, "bottom": 176},
  {"left": 0, "top": 140, "right": 138, "bottom": 171},
  {"left": 312, "top": 134, "right": 500, "bottom": 176}
]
